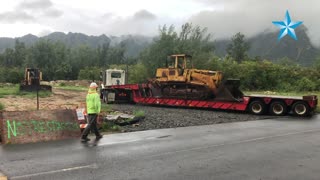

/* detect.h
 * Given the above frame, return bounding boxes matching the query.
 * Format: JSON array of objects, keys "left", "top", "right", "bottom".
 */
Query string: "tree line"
[
  {"left": 0, "top": 39, "right": 128, "bottom": 82},
  {"left": 0, "top": 23, "right": 319, "bottom": 91}
]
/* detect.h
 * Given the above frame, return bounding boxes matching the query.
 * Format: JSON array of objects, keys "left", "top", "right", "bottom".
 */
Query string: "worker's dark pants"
[{"left": 81, "top": 114, "right": 101, "bottom": 138}]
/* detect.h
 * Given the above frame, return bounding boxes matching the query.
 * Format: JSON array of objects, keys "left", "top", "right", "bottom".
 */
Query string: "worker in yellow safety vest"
[{"left": 81, "top": 82, "right": 103, "bottom": 142}]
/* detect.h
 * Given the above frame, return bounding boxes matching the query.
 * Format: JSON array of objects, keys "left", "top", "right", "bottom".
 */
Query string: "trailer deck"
[{"left": 101, "top": 84, "right": 318, "bottom": 116}]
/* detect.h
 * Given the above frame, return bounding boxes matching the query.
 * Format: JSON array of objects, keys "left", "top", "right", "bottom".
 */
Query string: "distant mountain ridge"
[
  {"left": 214, "top": 25, "right": 319, "bottom": 66},
  {"left": 0, "top": 32, "right": 153, "bottom": 58},
  {"left": 0, "top": 32, "right": 111, "bottom": 52},
  {"left": 0, "top": 28, "right": 319, "bottom": 65}
]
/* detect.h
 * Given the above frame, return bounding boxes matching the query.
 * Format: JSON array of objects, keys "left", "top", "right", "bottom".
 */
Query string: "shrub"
[
  {"left": 78, "top": 66, "right": 101, "bottom": 81},
  {"left": 0, "top": 67, "right": 24, "bottom": 83},
  {"left": 295, "top": 77, "right": 316, "bottom": 91}
]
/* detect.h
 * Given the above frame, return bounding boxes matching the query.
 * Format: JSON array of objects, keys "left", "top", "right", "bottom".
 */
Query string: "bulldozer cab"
[
  {"left": 25, "top": 68, "right": 42, "bottom": 86},
  {"left": 156, "top": 54, "right": 192, "bottom": 81},
  {"left": 166, "top": 54, "right": 193, "bottom": 69}
]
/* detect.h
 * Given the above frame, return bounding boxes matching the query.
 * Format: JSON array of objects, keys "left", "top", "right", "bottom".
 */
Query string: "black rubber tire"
[
  {"left": 292, "top": 101, "right": 311, "bottom": 116},
  {"left": 269, "top": 101, "right": 288, "bottom": 116},
  {"left": 248, "top": 100, "right": 266, "bottom": 115}
]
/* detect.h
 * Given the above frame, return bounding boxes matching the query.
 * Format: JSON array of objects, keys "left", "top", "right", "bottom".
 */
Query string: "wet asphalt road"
[{"left": 1, "top": 115, "right": 320, "bottom": 180}]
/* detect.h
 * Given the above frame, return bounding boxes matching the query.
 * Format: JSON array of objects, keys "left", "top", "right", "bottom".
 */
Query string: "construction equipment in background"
[
  {"left": 20, "top": 68, "right": 52, "bottom": 92},
  {"left": 149, "top": 54, "right": 243, "bottom": 101}
]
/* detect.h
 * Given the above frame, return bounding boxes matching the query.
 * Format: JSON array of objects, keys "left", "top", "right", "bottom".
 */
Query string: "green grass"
[
  {"left": 101, "top": 122, "right": 121, "bottom": 132},
  {"left": 245, "top": 91, "right": 320, "bottom": 113},
  {"left": 133, "top": 110, "right": 145, "bottom": 117},
  {"left": 0, "top": 84, "right": 52, "bottom": 98},
  {"left": 0, "top": 84, "right": 19, "bottom": 96},
  {"left": 17, "top": 90, "right": 52, "bottom": 98},
  {"left": 54, "top": 85, "right": 87, "bottom": 91}
]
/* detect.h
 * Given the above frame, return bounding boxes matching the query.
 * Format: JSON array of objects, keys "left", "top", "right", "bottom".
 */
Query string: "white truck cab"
[
  {"left": 101, "top": 69, "right": 125, "bottom": 87},
  {"left": 100, "top": 69, "right": 127, "bottom": 103}
]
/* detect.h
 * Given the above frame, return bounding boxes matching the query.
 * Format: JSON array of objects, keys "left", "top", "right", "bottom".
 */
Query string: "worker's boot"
[
  {"left": 81, "top": 137, "right": 90, "bottom": 142},
  {"left": 95, "top": 135, "right": 103, "bottom": 141}
]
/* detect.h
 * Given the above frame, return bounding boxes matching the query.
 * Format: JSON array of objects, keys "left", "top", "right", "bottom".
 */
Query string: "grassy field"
[
  {"left": 245, "top": 91, "right": 320, "bottom": 113},
  {"left": 0, "top": 84, "right": 19, "bottom": 97},
  {"left": 0, "top": 84, "right": 52, "bottom": 110},
  {"left": 53, "top": 85, "right": 87, "bottom": 91},
  {"left": 0, "top": 83, "right": 87, "bottom": 98},
  {"left": 0, "top": 84, "right": 52, "bottom": 98}
]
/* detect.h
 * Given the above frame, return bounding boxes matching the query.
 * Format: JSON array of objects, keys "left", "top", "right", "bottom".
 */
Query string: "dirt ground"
[{"left": 1, "top": 88, "right": 87, "bottom": 111}]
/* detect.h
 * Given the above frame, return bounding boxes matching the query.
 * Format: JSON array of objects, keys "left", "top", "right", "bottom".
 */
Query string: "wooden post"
[{"left": 37, "top": 86, "right": 39, "bottom": 110}]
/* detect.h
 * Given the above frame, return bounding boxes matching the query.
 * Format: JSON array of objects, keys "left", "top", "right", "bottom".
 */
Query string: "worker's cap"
[{"left": 89, "top": 82, "right": 98, "bottom": 88}]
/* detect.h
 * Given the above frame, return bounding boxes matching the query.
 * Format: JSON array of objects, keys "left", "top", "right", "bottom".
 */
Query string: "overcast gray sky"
[{"left": 0, "top": 0, "right": 319, "bottom": 46}]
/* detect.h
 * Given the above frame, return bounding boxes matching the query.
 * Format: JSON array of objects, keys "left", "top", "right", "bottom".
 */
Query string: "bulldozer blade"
[
  {"left": 214, "top": 79, "right": 243, "bottom": 101},
  {"left": 20, "top": 85, "right": 52, "bottom": 92}
]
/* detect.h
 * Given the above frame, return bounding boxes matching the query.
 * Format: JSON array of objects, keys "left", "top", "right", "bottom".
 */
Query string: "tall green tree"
[
  {"left": 227, "top": 32, "right": 250, "bottom": 63},
  {"left": 315, "top": 56, "right": 320, "bottom": 70},
  {"left": 140, "top": 24, "right": 177, "bottom": 76},
  {"left": 2, "top": 48, "right": 15, "bottom": 67},
  {"left": 107, "top": 45, "right": 125, "bottom": 65},
  {"left": 97, "top": 42, "right": 110, "bottom": 67},
  {"left": 140, "top": 23, "right": 215, "bottom": 77},
  {"left": 13, "top": 40, "right": 27, "bottom": 67}
]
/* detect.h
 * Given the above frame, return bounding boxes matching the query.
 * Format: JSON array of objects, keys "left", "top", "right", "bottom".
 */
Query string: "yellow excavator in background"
[
  {"left": 150, "top": 54, "right": 243, "bottom": 101},
  {"left": 20, "top": 68, "right": 52, "bottom": 92}
]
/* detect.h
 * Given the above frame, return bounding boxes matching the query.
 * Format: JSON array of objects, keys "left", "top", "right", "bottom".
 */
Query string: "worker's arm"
[{"left": 95, "top": 93, "right": 101, "bottom": 113}]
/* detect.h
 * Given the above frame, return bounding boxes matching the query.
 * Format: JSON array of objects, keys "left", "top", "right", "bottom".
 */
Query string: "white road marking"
[
  {"left": 147, "top": 128, "right": 320, "bottom": 158},
  {"left": 11, "top": 164, "right": 98, "bottom": 179}
]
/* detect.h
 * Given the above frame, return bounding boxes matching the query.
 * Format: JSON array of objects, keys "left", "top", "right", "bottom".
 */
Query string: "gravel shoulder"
[{"left": 111, "top": 104, "right": 273, "bottom": 132}]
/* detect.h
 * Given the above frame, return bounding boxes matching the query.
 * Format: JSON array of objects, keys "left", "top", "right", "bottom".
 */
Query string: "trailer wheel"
[
  {"left": 292, "top": 101, "right": 310, "bottom": 116},
  {"left": 269, "top": 101, "right": 287, "bottom": 116},
  {"left": 249, "top": 100, "right": 266, "bottom": 115}
]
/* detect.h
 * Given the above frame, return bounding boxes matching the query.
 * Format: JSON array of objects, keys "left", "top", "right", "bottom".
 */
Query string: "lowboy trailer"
[{"left": 101, "top": 84, "right": 318, "bottom": 117}]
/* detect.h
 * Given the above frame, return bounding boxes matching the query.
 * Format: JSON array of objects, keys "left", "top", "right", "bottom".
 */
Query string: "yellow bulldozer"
[
  {"left": 20, "top": 68, "right": 52, "bottom": 92},
  {"left": 149, "top": 54, "right": 243, "bottom": 101}
]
